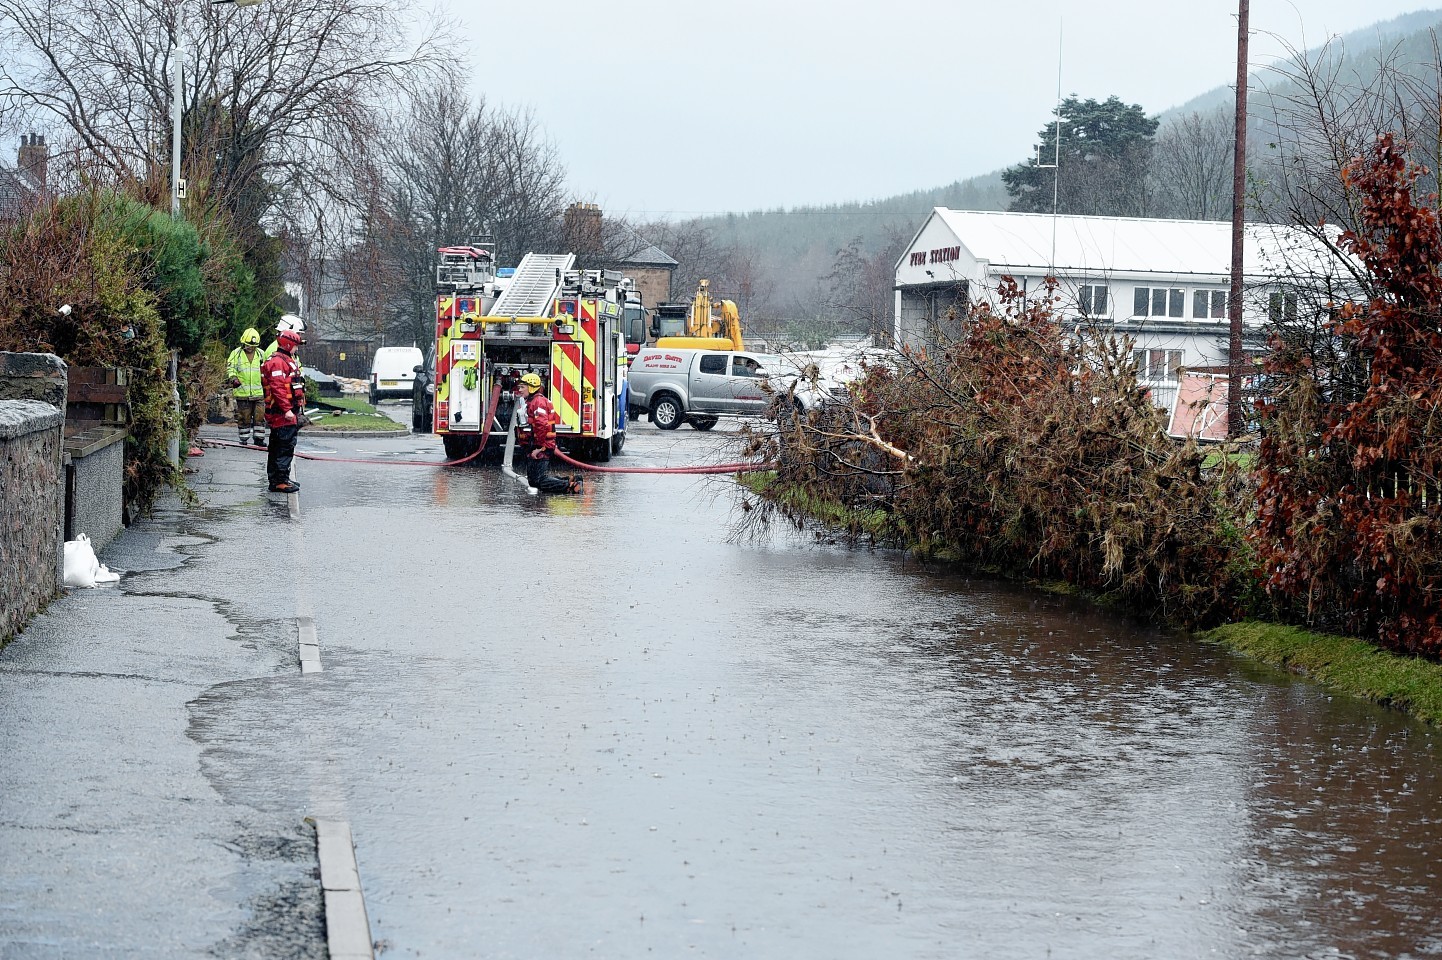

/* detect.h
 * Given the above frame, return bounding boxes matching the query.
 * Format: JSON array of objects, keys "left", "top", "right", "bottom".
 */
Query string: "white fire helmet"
[{"left": 276, "top": 314, "right": 307, "bottom": 334}]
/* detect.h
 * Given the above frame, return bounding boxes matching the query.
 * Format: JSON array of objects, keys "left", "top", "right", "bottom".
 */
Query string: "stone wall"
[
  {"left": 0, "top": 399, "right": 64, "bottom": 643},
  {"left": 65, "top": 429, "right": 126, "bottom": 549},
  {"left": 0, "top": 351, "right": 67, "bottom": 407}
]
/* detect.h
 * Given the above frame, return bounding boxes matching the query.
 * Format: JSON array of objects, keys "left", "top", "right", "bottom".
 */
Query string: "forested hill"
[
  {"left": 1160, "top": 9, "right": 1442, "bottom": 120},
  {"left": 698, "top": 172, "right": 1006, "bottom": 309},
  {"left": 692, "top": 8, "right": 1442, "bottom": 311}
]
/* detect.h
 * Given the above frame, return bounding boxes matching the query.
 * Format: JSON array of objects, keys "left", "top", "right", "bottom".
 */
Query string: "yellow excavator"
[{"left": 652, "top": 279, "right": 744, "bottom": 351}]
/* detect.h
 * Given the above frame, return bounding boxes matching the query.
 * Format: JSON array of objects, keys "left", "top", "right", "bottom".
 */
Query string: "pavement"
[
  {"left": 0, "top": 412, "right": 756, "bottom": 959},
  {"left": 0, "top": 455, "right": 327, "bottom": 958}
]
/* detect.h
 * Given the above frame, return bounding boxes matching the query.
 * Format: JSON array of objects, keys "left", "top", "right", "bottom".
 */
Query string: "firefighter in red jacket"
[
  {"left": 261, "top": 329, "right": 308, "bottom": 493},
  {"left": 519, "top": 372, "right": 579, "bottom": 494}
]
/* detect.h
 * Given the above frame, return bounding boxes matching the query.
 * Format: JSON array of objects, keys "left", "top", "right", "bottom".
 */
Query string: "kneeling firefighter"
[{"left": 519, "top": 373, "right": 580, "bottom": 494}]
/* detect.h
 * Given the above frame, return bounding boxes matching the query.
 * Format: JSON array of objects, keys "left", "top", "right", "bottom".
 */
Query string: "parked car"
[
  {"left": 411, "top": 343, "right": 436, "bottom": 432},
  {"left": 626, "top": 347, "right": 831, "bottom": 430},
  {"left": 370, "top": 346, "right": 424, "bottom": 405}
]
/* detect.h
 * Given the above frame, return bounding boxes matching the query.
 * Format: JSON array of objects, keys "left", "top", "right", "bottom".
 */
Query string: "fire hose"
[
  {"left": 208, "top": 385, "right": 503, "bottom": 466},
  {"left": 551, "top": 448, "right": 769, "bottom": 475},
  {"left": 204, "top": 384, "right": 772, "bottom": 477}
]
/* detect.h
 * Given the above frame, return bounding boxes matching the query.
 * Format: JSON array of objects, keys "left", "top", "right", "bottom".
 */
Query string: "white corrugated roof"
[{"left": 932, "top": 209, "right": 1345, "bottom": 279}]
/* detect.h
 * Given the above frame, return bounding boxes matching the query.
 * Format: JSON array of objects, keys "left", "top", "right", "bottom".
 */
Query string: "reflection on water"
[{"left": 181, "top": 434, "right": 1442, "bottom": 960}]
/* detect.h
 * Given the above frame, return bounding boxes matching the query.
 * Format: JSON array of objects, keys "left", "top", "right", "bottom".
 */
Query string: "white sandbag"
[
  {"left": 63, "top": 534, "right": 99, "bottom": 588},
  {"left": 93, "top": 564, "right": 120, "bottom": 584}
]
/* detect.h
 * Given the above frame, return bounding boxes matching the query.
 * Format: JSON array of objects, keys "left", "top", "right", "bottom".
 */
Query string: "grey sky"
[{"left": 446, "top": 1, "right": 1440, "bottom": 218}]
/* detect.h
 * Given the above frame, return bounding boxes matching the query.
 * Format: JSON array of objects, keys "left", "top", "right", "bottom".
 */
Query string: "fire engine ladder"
[{"left": 487, "top": 253, "right": 576, "bottom": 318}]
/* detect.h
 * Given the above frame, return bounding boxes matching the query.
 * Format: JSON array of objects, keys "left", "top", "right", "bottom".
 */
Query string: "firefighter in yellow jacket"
[{"left": 226, "top": 328, "right": 267, "bottom": 447}]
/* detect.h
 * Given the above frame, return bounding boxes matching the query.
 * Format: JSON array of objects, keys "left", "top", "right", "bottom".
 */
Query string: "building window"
[
  {"left": 1194, "top": 290, "right": 1227, "bottom": 319},
  {"left": 1268, "top": 290, "right": 1298, "bottom": 323},
  {"left": 1133, "top": 348, "right": 1184, "bottom": 382},
  {"left": 1077, "top": 284, "right": 1109, "bottom": 317},
  {"left": 1134, "top": 287, "right": 1184, "bottom": 318}
]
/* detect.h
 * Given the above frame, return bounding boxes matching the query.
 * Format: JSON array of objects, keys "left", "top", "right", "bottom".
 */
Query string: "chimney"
[
  {"left": 17, "top": 134, "right": 47, "bottom": 191},
  {"left": 563, "top": 202, "right": 603, "bottom": 259}
]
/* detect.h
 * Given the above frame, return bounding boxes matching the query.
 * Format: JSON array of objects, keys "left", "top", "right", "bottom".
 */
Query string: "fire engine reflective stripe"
[
  {"left": 580, "top": 301, "right": 598, "bottom": 392},
  {"left": 550, "top": 341, "right": 582, "bottom": 432},
  {"left": 436, "top": 297, "right": 455, "bottom": 411},
  {"left": 578, "top": 300, "right": 598, "bottom": 433}
]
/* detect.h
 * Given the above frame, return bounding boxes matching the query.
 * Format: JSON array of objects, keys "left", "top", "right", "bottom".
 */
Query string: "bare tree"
[
  {"left": 718, "top": 243, "right": 776, "bottom": 321},
  {"left": 341, "top": 79, "right": 569, "bottom": 345},
  {"left": 1151, "top": 107, "right": 1235, "bottom": 220},
  {"left": 1254, "top": 32, "right": 1442, "bottom": 254},
  {"left": 821, "top": 228, "right": 909, "bottom": 344},
  {"left": 0, "top": 0, "right": 453, "bottom": 237},
  {"left": 633, "top": 218, "right": 732, "bottom": 303}
]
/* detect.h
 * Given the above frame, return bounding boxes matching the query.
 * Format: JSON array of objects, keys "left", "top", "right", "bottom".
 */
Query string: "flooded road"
[{"left": 10, "top": 416, "right": 1441, "bottom": 958}]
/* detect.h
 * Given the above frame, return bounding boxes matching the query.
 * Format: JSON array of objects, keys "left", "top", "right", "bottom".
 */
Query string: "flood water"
[{"left": 174, "top": 420, "right": 1442, "bottom": 959}]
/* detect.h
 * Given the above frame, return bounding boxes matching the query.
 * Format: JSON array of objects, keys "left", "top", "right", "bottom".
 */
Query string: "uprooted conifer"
[{"left": 750, "top": 278, "right": 1251, "bottom": 628}]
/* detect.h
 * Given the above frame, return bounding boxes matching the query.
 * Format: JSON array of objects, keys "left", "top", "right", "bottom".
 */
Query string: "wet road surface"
[{"left": 3, "top": 413, "right": 1442, "bottom": 958}]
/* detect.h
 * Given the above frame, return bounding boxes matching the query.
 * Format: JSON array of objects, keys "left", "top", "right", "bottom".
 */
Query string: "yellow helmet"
[
  {"left": 520, "top": 372, "right": 543, "bottom": 390},
  {"left": 240, "top": 327, "right": 261, "bottom": 345}
]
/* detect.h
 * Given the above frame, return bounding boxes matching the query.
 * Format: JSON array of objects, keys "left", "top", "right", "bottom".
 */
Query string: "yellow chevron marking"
[{"left": 551, "top": 342, "right": 582, "bottom": 432}]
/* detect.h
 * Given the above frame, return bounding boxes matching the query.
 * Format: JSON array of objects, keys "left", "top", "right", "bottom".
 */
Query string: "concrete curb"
[
  {"left": 297, "top": 616, "right": 321, "bottom": 674},
  {"left": 312, "top": 819, "right": 374, "bottom": 960},
  {"left": 305, "top": 428, "right": 410, "bottom": 439}
]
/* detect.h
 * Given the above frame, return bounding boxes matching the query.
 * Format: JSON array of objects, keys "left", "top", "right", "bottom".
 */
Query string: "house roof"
[
  {"left": 915, "top": 208, "right": 1346, "bottom": 281},
  {"left": 612, "top": 243, "right": 678, "bottom": 269},
  {"left": 0, "top": 166, "right": 39, "bottom": 221}
]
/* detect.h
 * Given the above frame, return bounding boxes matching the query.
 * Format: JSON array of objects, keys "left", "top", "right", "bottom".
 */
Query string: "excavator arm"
[
  {"left": 718, "top": 299, "right": 743, "bottom": 351},
  {"left": 687, "top": 280, "right": 715, "bottom": 339},
  {"left": 654, "top": 278, "right": 745, "bottom": 351}
]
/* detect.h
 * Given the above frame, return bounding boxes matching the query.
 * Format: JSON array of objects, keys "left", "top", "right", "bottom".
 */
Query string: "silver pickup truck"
[{"left": 626, "top": 347, "right": 828, "bottom": 430}]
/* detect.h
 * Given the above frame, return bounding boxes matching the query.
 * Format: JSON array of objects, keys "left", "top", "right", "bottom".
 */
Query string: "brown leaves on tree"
[{"left": 1254, "top": 133, "right": 1442, "bottom": 657}]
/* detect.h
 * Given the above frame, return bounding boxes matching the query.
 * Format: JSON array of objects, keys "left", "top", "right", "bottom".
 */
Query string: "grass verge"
[
  {"left": 315, "top": 395, "right": 379, "bottom": 414},
  {"left": 1200, "top": 622, "right": 1442, "bottom": 725},
  {"left": 738, "top": 472, "right": 896, "bottom": 542},
  {"left": 307, "top": 411, "right": 402, "bottom": 432}
]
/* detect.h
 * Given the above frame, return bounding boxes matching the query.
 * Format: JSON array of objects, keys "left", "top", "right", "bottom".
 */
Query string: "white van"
[{"left": 370, "top": 346, "right": 424, "bottom": 404}]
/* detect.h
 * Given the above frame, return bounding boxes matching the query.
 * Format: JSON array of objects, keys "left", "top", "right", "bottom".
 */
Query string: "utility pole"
[
  {"left": 1227, "top": 0, "right": 1250, "bottom": 436},
  {"left": 170, "top": 40, "right": 183, "bottom": 218}
]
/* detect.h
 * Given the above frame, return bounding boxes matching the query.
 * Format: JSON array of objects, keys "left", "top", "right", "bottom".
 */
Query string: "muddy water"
[{"left": 184, "top": 425, "right": 1442, "bottom": 959}]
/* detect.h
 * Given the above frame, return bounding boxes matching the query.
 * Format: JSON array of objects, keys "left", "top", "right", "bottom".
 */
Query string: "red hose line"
[
  {"left": 204, "top": 387, "right": 773, "bottom": 476},
  {"left": 207, "top": 385, "right": 503, "bottom": 467},
  {"left": 551, "top": 448, "right": 771, "bottom": 475}
]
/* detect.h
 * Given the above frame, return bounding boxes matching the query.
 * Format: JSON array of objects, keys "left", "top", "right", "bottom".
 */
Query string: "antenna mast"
[{"left": 1049, "top": 23, "right": 1061, "bottom": 269}]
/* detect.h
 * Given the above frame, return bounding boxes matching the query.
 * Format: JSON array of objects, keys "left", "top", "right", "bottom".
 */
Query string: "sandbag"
[
  {"left": 63, "top": 534, "right": 98, "bottom": 588},
  {"left": 62, "top": 534, "right": 120, "bottom": 588}
]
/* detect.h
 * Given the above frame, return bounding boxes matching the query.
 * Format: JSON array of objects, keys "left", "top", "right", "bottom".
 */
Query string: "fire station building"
[{"left": 893, "top": 208, "right": 1348, "bottom": 408}]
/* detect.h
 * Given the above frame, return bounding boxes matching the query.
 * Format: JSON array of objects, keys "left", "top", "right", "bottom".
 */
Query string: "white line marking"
[
  {"left": 287, "top": 460, "right": 300, "bottom": 518},
  {"left": 297, "top": 616, "right": 322, "bottom": 674},
  {"left": 314, "top": 819, "right": 374, "bottom": 960}
]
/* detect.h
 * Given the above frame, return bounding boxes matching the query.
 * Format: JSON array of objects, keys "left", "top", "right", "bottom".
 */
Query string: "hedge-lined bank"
[
  {"left": 0, "top": 189, "right": 280, "bottom": 514},
  {"left": 742, "top": 473, "right": 1442, "bottom": 725},
  {"left": 740, "top": 137, "right": 1442, "bottom": 724}
]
